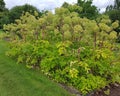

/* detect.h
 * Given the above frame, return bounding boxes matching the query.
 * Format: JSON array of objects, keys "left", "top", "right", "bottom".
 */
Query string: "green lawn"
[{"left": 0, "top": 40, "right": 71, "bottom": 96}]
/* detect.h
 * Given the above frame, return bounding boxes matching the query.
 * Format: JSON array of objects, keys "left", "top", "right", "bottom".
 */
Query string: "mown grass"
[{"left": 0, "top": 40, "right": 71, "bottom": 96}]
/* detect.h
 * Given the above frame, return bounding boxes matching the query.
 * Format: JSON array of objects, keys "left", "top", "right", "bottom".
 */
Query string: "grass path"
[{"left": 0, "top": 40, "right": 70, "bottom": 96}]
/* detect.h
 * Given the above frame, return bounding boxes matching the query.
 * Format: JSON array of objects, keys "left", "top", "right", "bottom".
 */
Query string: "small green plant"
[{"left": 104, "top": 89, "right": 110, "bottom": 96}]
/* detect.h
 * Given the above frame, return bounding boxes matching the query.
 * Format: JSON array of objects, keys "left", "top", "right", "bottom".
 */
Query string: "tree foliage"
[
  {"left": 62, "top": 0, "right": 99, "bottom": 19},
  {"left": 0, "top": 0, "right": 5, "bottom": 11},
  {"left": 105, "top": 0, "right": 120, "bottom": 42},
  {"left": 114, "top": 0, "right": 120, "bottom": 10},
  {"left": 0, "top": 0, "right": 9, "bottom": 29},
  {"left": 8, "top": 4, "right": 43, "bottom": 23},
  {"left": 106, "top": 0, "right": 120, "bottom": 22},
  {"left": 77, "top": 0, "right": 99, "bottom": 19}
]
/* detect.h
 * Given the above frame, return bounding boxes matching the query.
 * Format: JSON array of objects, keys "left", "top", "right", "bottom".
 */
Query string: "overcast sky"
[{"left": 4, "top": 0, "right": 114, "bottom": 12}]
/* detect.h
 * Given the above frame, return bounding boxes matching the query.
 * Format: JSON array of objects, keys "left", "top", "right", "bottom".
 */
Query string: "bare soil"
[{"left": 91, "top": 83, "right": 120, "bottom": 96}]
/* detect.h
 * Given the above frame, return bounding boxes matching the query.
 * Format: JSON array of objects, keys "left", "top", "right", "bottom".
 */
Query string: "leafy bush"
[{"left": 4, "top": 7, "right": 120, "bottom": 95}]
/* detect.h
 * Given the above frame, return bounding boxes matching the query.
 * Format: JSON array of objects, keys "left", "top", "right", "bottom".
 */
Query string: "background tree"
[
  {"left": 8, "top": 4, "right": 43, "bottom": 23},
  {"left": 105, "top": 0, "right": 120, "bottom": 42},
  {"left": 114, "top": 0, "right": 120, "bottom": 9},
  {"left": 62, "top": 0, "right": 99, "bottom": 19},
  {"left": 77, "top": 0, "right": 99, "bottom": 19},
  {"left": 106, "top": 0, "right": 120, "bottom": 21},
  {"left": 0, "top": 0, "right": 9, "bottom": 29},
  {"left": 0, "top": 0, "right": 5, "bottom": 11}
]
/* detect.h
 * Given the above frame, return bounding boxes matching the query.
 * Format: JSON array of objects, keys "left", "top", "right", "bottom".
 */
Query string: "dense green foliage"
[
  {"left": 0, "top": 0, "right": 9, "bottom": 28},
  {"left": 62, "top": 0, "right": 99, "bottom": 19},
  {"left": 8, "top": 4, "right": 43, "bottom": 23},
  {"left": 3, "top": 6, "right": 120, "bottom": 95},
  {"left": 105, "top": 0, "right": 120, "bottom": 42},
  {"left": 106, "top": 0, "right": 120, "bottom": 10},
  {"left": 0, "top": 0, "right": 5, "bottom": 11},
  {"left": 0, "top": 40, "right": 71, "bottom": 96},
  {"left": 77, "top": 0, "right": 99, "bottom": 19}
]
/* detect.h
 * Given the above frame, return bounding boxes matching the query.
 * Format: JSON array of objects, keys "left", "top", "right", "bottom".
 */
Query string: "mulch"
[
  {"left": 60, "top": 83, "right": 120, "bottom": 96},
  {"left": 91, "top": 83, "right": 120, "bottom": 96}
]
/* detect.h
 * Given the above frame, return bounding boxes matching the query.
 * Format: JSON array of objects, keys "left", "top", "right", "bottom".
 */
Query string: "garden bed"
[
  {"left": 60, "top": 83, "right": 120, "bottom": 96},
  {"left": 92, "top": 83, "right": 120, "bottom": 96}
]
